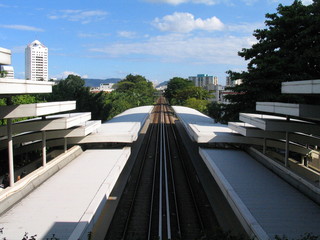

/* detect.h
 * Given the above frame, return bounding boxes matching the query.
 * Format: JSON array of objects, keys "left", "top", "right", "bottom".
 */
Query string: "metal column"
[
  {"left": 285, "top": 131, "right": 289, "bottom": 167},
  {"left": 284, "top": 116, "right": 290, "bottom": 167},
  {"left": 42, "top": 131, "right": 46, "bottom": 166},
  {"left": 64, "top": 138, "right": 67, "bottom": 152},
  {"left": 263, "top": 138, "right": 266, "bottom": 154},
  {"left": 7, "top": 118, "right": 14, "bottom": 187}
]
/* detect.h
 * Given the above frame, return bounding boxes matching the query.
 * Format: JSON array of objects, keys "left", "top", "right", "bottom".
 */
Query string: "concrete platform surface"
[
  {"left": 200, "top": 148, "right": 320, "bottom": 239},
  {"left": 0, "top": 148, "right": 131, "bottom": 240}
]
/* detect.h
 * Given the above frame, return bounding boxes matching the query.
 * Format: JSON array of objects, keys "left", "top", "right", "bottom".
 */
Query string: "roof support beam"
[
  {"left": 42, "top": 130, "right": 46, "bottom": 167},
  {"left": 7, "top": 118, "right": 14, "bottom": 187}
]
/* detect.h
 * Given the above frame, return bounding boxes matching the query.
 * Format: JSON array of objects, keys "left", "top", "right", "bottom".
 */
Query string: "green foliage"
[
  {"left": 38, "top": 74, "right": 155, "bottom": 122},
  {"left": 184, "top": 98, "right": 209, "bottom": 114},
  {"left": 207, "top": 102, "right": 241, "bottom": 124},
  {"left": 164, "top": 77, "right": 211, "bottom": 114},
  {"left": 173, "top": 86, "right": 210, "bottom": 105},
  {"left": 1, "top": 74, "right": 155, "bottom": 123},
  {"left": 104, "top": 92, "right": 133, "bottom": 120},
  {"left": 164, "top": 77, "right": 194, "bottom": 103},
  {"left": 0, "top": 71, "right": 7, "bottom": 78},
  {"left": 207, "top": 102, "right": 224, "bottom": 123},
  {"left": 107, "top": 74, "right": 156, "bottom": 119},
  {"left": 48, "top": 74, "right": 86, "bottom": 101},
  {"left": 11, "top": 95, "right": 38, "bottom": 105},
  {"left": 225, "top": 0, "right": 320, "bottom": 117},
  {"left": 45, "top": 74, "right": 108, "bottom": 119}
]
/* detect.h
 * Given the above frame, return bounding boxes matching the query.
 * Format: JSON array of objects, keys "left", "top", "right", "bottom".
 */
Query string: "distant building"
[
  {"left": 0, "top": 65, "right": 14, "bottom": 79},
  {"left": 221, "top": 78, "right": 244, "bottom": 104},
  {"left": 0, "top": 47, "right": 11, "bottom": 65},
  {"left": 226, "top": 76, "right": 232, "bottom": 86},
  {"left": 25, "top": 40, "right": 48, "bottom": 81},
  {"left": 90, "top": 83, "right": 115, "bottom": 93},
  {"left": 0, "top": 47, "right": 14, "bottom": 79},
  {"left": 188, "top": 74, "right": 217, "bottom": 89}
]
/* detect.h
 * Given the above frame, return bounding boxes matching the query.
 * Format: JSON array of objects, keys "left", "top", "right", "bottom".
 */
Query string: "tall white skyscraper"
[{"left": 25, "top": 40, "right": 48, "bottom": 81}]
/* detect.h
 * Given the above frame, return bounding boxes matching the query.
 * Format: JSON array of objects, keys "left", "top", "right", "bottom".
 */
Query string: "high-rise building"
[
  {"left": 25, "top": 40, "right": 48, "bottom": 81},
  {"left": 188, "top": 74, "right": 219, "bottom": 92},
  {"left": 188, "top": 74, "right": 215, "bottom": 88}
]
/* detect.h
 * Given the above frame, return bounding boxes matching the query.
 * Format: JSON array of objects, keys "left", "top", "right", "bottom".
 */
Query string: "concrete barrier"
[{"left": 0, "top": 145, "right": 83, "bottom": 215}]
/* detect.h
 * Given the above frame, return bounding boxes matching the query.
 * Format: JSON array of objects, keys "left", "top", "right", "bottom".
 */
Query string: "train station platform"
[
  {"left": 0, "top": 147, "right": 131, "bottom": 240},
  {"left": 172, "top": 106, "right": 261, "bottom": 145},
  {"left": 200, "top": 148, "right": 320, "bottom": 239}
]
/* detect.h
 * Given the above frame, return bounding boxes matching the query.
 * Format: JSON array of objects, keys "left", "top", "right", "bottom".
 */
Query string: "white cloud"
[
  {"left": 48, "top": 10, "right": 108, "bottom": 24},
  {"left": 78, "top": 32, "right": 110, "bottom": 38},
  {"left": 301, "top": 0, "right": 313, "bottom": 5},
  {"left": 89, "top": 33, "right": 255, "bottom": 65},
  {"left": 144, "top": 0, "right": 220, "bottom": 5},
  {"left": 118, "top": 31, "right": 137, "bottom": 38},
  {"left": 146, "top": 0, "right": 314, "bottom": 6},
  {"left": 227, "top": 22, "right": 265, "bottom": 33},
  {"left": 152, "top": 12, "right": 224, "bottom": 33},
  {"left": 53, "top": 71, "right": 88, "bottom": 79},
  {"left": 241, "top": 0, "right": 258, "bottom": 5},
  {"left": 268, "top": 0, "right": 313, "bottom": 5},
  {"left": 0, "top": 24, "right": 44, "bottom": 32}
]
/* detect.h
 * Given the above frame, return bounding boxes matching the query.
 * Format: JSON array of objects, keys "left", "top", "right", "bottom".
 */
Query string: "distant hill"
[
  {"left": 84, "top": 78, "right": 122, "bottom": 87},
  {"left": 155, "top": 81, "right": 168, "bottom": 88}
]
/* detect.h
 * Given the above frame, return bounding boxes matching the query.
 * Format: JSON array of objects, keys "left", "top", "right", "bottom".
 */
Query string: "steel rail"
[
  {"left": 158, "top": 103, "right": 163, "bottom": 240},
  {"left": 167, "top": 104, "right": 206, "bottom": 238},
  {"left": 164, "top": 103, "right": 181, "bottom": 239},
  {"left": 163, "top": 109, "right": 172, "bottom": 240},
  {"left": 147, "top": 103, "right": 161, "bottom": 240}
]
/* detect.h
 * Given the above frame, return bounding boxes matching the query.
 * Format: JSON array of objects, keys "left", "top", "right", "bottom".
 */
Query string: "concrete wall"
[{"left": 0, "top": 146, "right": 83, "bottom": 215}]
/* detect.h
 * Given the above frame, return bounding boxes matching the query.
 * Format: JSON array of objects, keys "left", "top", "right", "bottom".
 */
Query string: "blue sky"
[{"left": 0, "top": 0, "right": 313, "bottom": 85}]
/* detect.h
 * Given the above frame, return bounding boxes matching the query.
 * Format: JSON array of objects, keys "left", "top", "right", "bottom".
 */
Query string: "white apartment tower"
[{"left": 25, "top": 40, "right": 48, "bottom": 81}]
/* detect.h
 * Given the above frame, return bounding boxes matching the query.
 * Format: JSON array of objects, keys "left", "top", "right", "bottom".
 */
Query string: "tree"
[
  {"left": 226, "top": 0, "right": 320, "bottom": 115},
  {"left": 164, "top": 77, "right": 194, "bottom": 104},
  {"left": 45, "top": 74, "right": 111, "bottom": 120},
  {"left": 184, "top": 98, "right": 209, "bottom": 113},
  {"left": 173, "top": 86, "right": 210, "bottom": 105},
  {"left": 115, "top": 74, "right": 155, "bottom": 106},
  {"left": 105, "top": 74, "right": 156, "bottom": 119},
  {"left": 48, "top": 74, "right": 86, "bottom": 101},
  {"left": 0, "top": 71, "right": 7, "bottom": 78}
]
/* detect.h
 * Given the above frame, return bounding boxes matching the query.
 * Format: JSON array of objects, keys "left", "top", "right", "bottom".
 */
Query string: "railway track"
[{"left": 105, "top": 97, "right": 219, "bottom": 240}]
